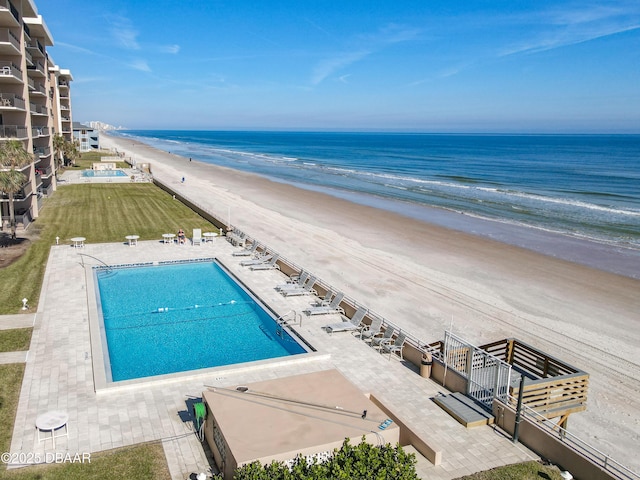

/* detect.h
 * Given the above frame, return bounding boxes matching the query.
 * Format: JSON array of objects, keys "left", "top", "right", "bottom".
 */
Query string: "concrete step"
[{"left": 433, "top": 392, "right": 494, "bottom": 428}]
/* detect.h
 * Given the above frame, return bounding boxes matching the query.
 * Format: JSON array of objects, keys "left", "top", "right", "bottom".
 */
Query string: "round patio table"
[
  {"left": 203, "top": 232, "right": 218, "bottom": 243},
  {"left": 162, "top": 233, "right": 175, "bottom": 245},
  {"left": 125, "top": 235, "right": 139, "bottom": 246},
  {"left": 70, "top": 237, "right": 85, "bottom": 248},
  {"left": 36, "top": 410, "right": 68, "bottom": 447}
]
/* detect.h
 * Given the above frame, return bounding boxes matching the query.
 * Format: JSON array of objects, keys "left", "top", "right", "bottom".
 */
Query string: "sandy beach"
[{"left": 101, "top": 134, "right": 640, "bottom": 472}]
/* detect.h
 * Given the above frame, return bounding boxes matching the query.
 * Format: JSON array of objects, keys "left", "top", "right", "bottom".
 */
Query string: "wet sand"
[{"left": 102, "top": 133, "right": 640, "bottom": 472}]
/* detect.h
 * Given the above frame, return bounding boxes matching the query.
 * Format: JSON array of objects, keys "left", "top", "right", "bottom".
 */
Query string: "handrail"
[{"left": 508, "top": 395, "right": 639, "bottom": 480}]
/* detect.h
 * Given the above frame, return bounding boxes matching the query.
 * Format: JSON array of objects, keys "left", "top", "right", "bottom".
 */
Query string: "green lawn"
[
  {"left": 0, "top": 443, "right": 171, "bottom": 480},
  {"left": 0, "top": 183, "right": 216, "bottom": 315},
  {"left": 0, "top": 328, "right": 32, "bottom": 353},
  {"left": 0, "top": 363, "right": 25, "bottom": 468},
  {"left": 455, "top": 460, "right": 563, "bottom": 479}
]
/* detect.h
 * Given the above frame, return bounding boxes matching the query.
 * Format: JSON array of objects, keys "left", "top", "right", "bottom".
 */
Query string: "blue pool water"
[
  {"left": 82, "top": 169, "right": 128, "bottom": 177},
  {"left": 95, "top": 260, "right": 307, "bottom": 382}
]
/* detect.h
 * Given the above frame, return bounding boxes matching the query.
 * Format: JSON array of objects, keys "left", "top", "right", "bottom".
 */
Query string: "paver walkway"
[{"left": 6, "top": 238, "right": 537, "bottom": 479}]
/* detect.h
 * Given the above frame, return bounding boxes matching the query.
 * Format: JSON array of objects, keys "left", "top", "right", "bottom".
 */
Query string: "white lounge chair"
[
  {"left": 310, "top": 289, "right": 334, "bottom": 307},
  {"left": 304, "top": 292, "right": 345, "bottom": 316},
  {"left": 240, "top": 252, "right": 272, "bottom": 266},
  {"left": 250, "top": 254, "right": 280, "bottom": 271},
  {"left": 371, "top": 327, "right": 395, "bottom": 349},
  {"left": 276, "top": 271, "right": 310, "bottom": 291},
  {"left": 324, "top": 307, "right": 367, "bottom": 335},
  {"left": 360, "top": 316, "right": 383, "bottom": 341},
  {"left": 192, "top": 228, "right": 202, "bottom": 246},
  {"left": 381, "top": 332, "right": 407, "bottom": 360},
  {"left": 232, "top": 242, "right": 258, "bottom": 257},
  {"left": 281, "top": 276, "right": 317, "bottom": 297}
]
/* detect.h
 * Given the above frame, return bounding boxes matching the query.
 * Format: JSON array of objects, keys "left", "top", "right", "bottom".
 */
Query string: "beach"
[{"left": 102, "top": 133, "right": 640, "bottom": 472}]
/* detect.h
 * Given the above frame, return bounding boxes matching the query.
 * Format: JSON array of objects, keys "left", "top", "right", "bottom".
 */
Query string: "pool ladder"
[{"left": 276, "top": 310, "right": 302, "bottom": 333}]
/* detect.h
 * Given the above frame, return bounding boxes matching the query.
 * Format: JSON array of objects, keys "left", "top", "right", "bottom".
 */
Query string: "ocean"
[{"left": 115, "top": 131, "right": 640, "bottom": 276}]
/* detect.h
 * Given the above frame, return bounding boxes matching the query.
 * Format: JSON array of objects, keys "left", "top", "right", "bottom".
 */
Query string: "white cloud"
[
  {"left": 501, "top": 4, "right": 640, "bottom": 56},
  {"left": 107, "top": 15, "right": 140, "bottom": 50},
  {"left": 129, "top": 59, "right": 151, "bottom": 72},
  {"left": 312, "top": 50, "right": 369, "bottom": 85},
  {"left": 161, "top": 44, "right": 180, "bottom": 54},
  {"left": 311, "top": 24, "right": 420, "bottom": 85}
]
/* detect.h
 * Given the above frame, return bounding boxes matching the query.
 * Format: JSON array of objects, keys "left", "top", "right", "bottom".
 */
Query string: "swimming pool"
[
  {"left": 94, "top": 260, "right": 309, "bottom": 382},
  {"left": 83, "top": 169, "right": 128, "bottom": 177}
]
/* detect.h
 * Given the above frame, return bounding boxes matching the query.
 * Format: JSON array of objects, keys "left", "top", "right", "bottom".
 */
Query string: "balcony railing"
[
  {"left": 0, "top": 27, "right": 20, "bottom": 51},
  {"left": 27, "top": 60, "right": 45, "bottom": 76},
  {"left": 24, "top": 49, "right": 33, "bottom": 66},
  {"left": 33, "top": 145, "right": 51, "bottom": 156},
  {"left": 29, "top": 102, "right": 48, "bottom": 116},
  {"left": 0, "top": 124, "right": 28, "bottom": 139},
  {"left": 34, "top": 82, "right": 46, "bottom": 95},
  {"left": 0, "top": 1, "right": 20, "bottom": 26},
  {"left": 32, "top": 126, "right": 49, "bottom": 137},
  {"left": 0, "top": 61, "right": 22, "bottom": 80},
  {"left": 35, "top": 167, "right": 53, "bottom": 178},
  {"left": 0, "top": 93, "right": 25, "bottom": 109},
  {"left": 26, "top": 38, "right": 45, "bottom": 57}
]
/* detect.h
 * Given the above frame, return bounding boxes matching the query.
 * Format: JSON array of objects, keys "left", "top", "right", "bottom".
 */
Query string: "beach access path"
[{"left": 102, "top": 134, "right": 640, "bottom": 473}]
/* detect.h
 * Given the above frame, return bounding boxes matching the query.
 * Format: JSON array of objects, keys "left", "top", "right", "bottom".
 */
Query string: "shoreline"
[
  {"left": 100, "top": 133, "right": 640, "bottom": 472},
  {"left": 114, "top": 132, "right": 640, "bottom": 280}
]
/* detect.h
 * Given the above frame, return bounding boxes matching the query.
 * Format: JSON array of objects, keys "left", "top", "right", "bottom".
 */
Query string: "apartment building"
[
  {"left": 73, "top": 121, "right": 99, "bottom": 152},
  {"left": 0, "top": 0, "right": 73, "bottom": 229}
]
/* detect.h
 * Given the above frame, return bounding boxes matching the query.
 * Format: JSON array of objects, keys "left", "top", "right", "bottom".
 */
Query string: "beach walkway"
[{"left": 6, "top": 238, "right": 537, "bottom": 479}]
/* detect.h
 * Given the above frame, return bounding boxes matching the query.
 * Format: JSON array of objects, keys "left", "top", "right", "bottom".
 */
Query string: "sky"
[{"left": 37, "top": 0, "right": 640, "bottom": 133}]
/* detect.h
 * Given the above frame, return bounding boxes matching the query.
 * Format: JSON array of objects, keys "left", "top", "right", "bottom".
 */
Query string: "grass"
[
  {"left": 0, "top": 183, "right": 216, "bottom": 315},
  {"left": 455, "top": 460, "right": 564, "bottom": 479},
  {"left": 65, "top": 150, "right": 129, "bottom": 170},
  {"left": 0, "top": 443, "right": 171, "bottom": 480},
  {"left": 0, "top": 328, "right": 32, "bottom": 352},
  {"left": 0, "top": 363, "right": 25, "bottom": 469}
]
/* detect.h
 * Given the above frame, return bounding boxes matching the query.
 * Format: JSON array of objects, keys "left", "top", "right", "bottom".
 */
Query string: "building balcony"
[
  {"left": 27, "top": 60, "right": 45, "bottom": 77},
  {"left": 29, "top": 102, "right": 48, "bottom": 116},
  {"left": 0, "top": 124, "right": 28, "bottom": 139},
  {"left": 0, "top": 61, "right": 22, "bottom": 83},
  {"left": 30, "top": 82, "right": 46, "bottom": 96},
  {"left": 24, "top": 49, "right": 33, "bottom": 67},
  {"left": 0, "top": 27, "right": 20, "bottom": 54},
  {"left": 33, "top": 145, "right": 51, "bottom": 157},
  {"left": 0, "top": 93, "right": 25, "bottom": 109},
  {"left": 26, "top": 38, "right": 45, "bottom": 58},
  {"left": 35, "top": 166, "right": 53, "bottom": 179},
  {"left": 0, "top": 0, "right": 20, "bottom": 28},
  {"left": 32, "top": 126, "right": 49, "bottom": 137}
]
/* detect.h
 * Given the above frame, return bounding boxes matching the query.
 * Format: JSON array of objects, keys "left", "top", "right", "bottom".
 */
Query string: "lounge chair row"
[
  {"left": 324, "top": 307, "right": 407, "bottom": 360},
  {"left": 270, "top": 263, "right": 407, "bottom": 360},
  {"left": 240, "top": 252, "right": 280, "bottom": 271},
  {"left": 226, "top": 229, "right": 246, "bottom": 247}
]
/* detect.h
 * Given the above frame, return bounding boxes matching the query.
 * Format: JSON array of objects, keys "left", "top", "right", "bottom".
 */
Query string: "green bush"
[{"left": 233, "top": 437, "right": 418, "bottom": 480}]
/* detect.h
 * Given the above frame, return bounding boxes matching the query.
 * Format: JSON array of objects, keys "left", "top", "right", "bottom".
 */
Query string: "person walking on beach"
[{"left": 181, "top": 176, "right": 185, "bottom": 183}]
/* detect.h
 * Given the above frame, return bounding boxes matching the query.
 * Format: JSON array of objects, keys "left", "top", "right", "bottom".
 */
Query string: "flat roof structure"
[{"left": 202, "top": 369, "right": 400, "bottom": 479}]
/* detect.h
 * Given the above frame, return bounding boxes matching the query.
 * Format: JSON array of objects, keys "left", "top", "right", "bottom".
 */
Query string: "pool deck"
[{"left": 6, "top": 238, "right": 537, "bottom": 479}]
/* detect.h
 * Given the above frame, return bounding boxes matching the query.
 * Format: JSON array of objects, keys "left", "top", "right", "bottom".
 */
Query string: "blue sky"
[{"left": 38, "top": 0, "right": 640, "bottom": 132}]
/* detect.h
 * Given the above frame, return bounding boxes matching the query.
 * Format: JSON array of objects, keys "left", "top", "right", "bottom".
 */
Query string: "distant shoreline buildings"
[{"left": 0, "top": 0, "right": 74, "bottom": 230}]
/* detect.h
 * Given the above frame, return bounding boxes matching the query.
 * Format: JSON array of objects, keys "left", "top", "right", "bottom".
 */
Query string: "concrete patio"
[{"left": 5, "top": 236, "right": 538, "bottom": 479}]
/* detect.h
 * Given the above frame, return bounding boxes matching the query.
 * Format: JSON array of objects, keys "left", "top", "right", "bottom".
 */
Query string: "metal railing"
[
  {"left": 0, "top": 93, "right": 25, "bottom": 109},
  {"left": 0, "top": 125, "right": 28, "bottom": 138},
  {"left": 511, "top": 395, "right": 639, "bottom": 480}
]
